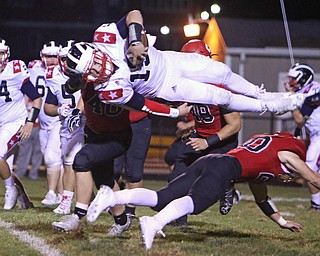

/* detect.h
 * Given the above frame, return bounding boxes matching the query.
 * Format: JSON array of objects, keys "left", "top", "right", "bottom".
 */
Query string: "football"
[{"left": 126, "top": 33, "right": 149, "bottom": 67}]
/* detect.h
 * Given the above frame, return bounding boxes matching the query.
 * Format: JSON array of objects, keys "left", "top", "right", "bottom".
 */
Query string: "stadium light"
[
  {"left": 211, "top": 4, "right": 221, "bottom": 14},
  {"left": 183, "top": 14, "right": 210, "bottom": 37},
  {"left": 160, "top": 26, "right": 170, "bottom": 35}
]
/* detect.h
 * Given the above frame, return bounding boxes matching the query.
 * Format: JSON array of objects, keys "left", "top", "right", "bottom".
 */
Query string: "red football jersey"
[
  {"left": 228, "top": 132, "right": 306, "bottom": 181},
  {"left": 82, "top": 84, "right": 130, "bottom": 134},
  {"left": 191, "top": 104, "right": 225, "bottom": 138}
]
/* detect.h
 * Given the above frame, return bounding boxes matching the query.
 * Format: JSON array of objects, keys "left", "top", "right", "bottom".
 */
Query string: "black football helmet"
[{"left": 287, "top": 63, "right": 314, "bottom": 91}]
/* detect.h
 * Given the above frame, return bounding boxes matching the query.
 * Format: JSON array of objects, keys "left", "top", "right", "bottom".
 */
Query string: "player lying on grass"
[{"left": 86, "top": 132, "right": 320, "bottom": 249}]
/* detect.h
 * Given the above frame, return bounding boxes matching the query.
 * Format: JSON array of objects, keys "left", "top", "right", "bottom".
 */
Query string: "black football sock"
[{"left": 113, "top": 211, "right": 127, "bottom": 226}]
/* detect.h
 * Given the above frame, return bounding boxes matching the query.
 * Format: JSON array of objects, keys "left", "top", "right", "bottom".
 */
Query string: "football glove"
[
  {"left": 67, "top": 108, "right": 82, "bottom": 133},
  {"left": 57, "top": 103, "right": 71, "bottom": 117}
]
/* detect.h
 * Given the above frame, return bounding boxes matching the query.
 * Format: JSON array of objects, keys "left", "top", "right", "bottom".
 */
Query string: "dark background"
[{"left": 0, "top": 0, "right": 318, "bottom": 62}]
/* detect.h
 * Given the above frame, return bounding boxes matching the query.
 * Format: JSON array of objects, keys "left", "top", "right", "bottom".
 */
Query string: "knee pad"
[
  {"left": 73, "top": 150, "right": 93, "bottom": 172},
  {"left": 125, "top": 172, "right": 143, "bottom": 183},
  {"left": 44, "top": 148, "right": 62, "bottom": 168}
]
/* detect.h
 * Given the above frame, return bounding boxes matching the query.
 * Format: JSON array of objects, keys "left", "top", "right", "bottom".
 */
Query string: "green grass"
[{"left": 0, "top": 178, "right": 320, "bottom": 256}]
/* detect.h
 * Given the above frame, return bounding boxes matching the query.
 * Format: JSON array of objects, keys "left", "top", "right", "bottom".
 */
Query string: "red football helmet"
[
  {"left": 0, "top": 38, "right": 10, "bottom": 70},
  {"left": 181, "top": 39, "right": 212, "bottom": 57}
]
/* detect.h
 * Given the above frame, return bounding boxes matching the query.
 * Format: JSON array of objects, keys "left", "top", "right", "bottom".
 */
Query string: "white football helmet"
[
  {"left": 58, "top": 40, "right": 75, "bottom": 74},
  {"left": 66, "top": 42, "right": 114, "bottom": 83},
  {"left": 287, "top": 63, "right": 314, "bottom": 91},
  {"left": 0, "top": 38, "right": 10, "bottom": 69},
  {"left": 40, "top": 40, "right": 60, "bottom": 67}
]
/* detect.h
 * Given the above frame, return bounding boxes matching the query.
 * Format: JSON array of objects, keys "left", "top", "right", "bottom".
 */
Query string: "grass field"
[{"left": 0, "top": 177, "right": 319, "bottom": 256}]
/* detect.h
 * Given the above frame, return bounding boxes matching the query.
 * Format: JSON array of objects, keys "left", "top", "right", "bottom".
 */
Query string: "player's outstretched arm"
[
  {"left": 278, "top": 151, "right": 320, "bottom": 190},
  {"left": 249, "top": 181, "right": 301, "bottom": 231}
]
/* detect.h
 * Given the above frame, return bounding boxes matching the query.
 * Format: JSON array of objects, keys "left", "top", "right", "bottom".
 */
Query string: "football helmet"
[
  {"left": 287, "top": 63, "right": 314, "bottom": 91},
  {"left": 40, "top": 40, "right": 60, "bottom": 67},
  {"left": 66, "top": 42, "right": 114, "bottom": 83},
  {"left": 58, "top": 40, "right": 75, "bottom": 74},
  {"left": 0, "top": 38, "right": 10, "bottom": 69},
  {"left": 181, "top": 39, "right": 212, "bottom": 57}
]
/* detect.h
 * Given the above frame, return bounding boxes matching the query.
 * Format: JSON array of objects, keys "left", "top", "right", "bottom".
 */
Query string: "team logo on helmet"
[
  {"left": 66, "top": 42, "right": 114, "bottom": 83},
  {"left": 287, "top": 63, "right": 314, "bottom": 91}
]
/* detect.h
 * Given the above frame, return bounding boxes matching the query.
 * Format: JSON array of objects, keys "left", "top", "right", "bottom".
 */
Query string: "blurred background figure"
[
  {"left": 0, "top": 38, "right": 41, "bottom": 209},
  {"left": 14, "top": 98, "right": 43, "bottom": 180},
  {"left": 286, "top": 63, "right": 320, "bottom": 211},
  {"left": 28, "top": 40, "right": 64, "bottom": 206}
]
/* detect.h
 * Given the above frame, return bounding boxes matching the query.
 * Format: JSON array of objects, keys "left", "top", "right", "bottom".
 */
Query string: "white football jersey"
[
  {"left": 28, "top": 60, "right": 60, "bottom": 130},
  {"left": 297, "top": 81, "right": 320, "bottom": 137},
  {"left": 93, "top": 23, "right": 166, "bottom": 103},
  {"left": 45, "top": 65, "right": 84, "bottom": 139},
  {"left": 91, "top": 22, "right": 260, "bottom": 111},
  {"left": 0, "top": 60, "right": 29, "bottom": 126}
]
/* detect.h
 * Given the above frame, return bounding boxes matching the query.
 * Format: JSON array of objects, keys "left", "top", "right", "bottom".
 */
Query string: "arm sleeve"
[
  {"left": 20, "top": 78, "right": 41, "bottom": 100},
  {"left": 116, "top": 15, "right": 128, "bottom": 39},
  {"left": 45, "top": 88, "right": 59, "bottom": 106},
  {"left": 126, "top": 92, "right": 178, "bottom": 118},
  {"left": 300, "top": 102, "right": 317, "bottom": 117}
]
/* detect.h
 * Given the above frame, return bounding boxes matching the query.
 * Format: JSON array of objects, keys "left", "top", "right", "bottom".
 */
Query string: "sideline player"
[
  {"left": 168, "top": 40, "right": 242, "bottom": 225},
  {"left": 86, "top": 132, "right": 320, "bottom": 249},
  {"left": 28, "top": 41, "right": 64, "bottom": 206},
  {"left": 64, "top": 10, "right": 304, "bottom": 116},
  {"left": 286, "top": 63, "right": 320, "bottom": 210},
  {"left": 0, "top": 38, "right": 42, "bottom": 209},
  {"left": 44, "top": 40, "right": 85, "bottom": 214}
]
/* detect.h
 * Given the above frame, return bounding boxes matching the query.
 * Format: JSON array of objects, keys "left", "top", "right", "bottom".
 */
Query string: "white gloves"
[{"left": 57, "top": 104, "right": 71, "bottom": 117}]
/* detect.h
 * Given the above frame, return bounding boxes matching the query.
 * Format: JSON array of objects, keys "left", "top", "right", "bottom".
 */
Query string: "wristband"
[
  {"left": 27, "top": 107, "right": 40, "bottom": 123},
  {"left": 256, "top": 196, "right": 278, "bottom": 216},
  {"left": 276, "top": 216, "right": 287, "bottom": 226},
  {"left": 71, "top": 108, "right": 81, "bottom": 116},
  {"left": 205, "top": 134, "right": 221, "bottom": 147},
  {"left": 128, "top": 22, "right": 143, "bottom": 45},
  {"left": 169, "top": 108, "right": 179, "bottom": 118}
]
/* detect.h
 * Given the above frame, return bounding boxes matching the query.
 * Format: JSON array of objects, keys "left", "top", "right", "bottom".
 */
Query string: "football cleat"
[
  {"left": 106, "top": 216, "right": 131, "bottom": 237},
  {"left": 139, "top": 216, "right": 165, "bottom": 250},
  {"left": 310, "top": 201, "right": 320, "bottom": 211},
  {"left": 263, "top": 93, "right": 305, "bottom": 115},
  {"left": 53, "top": 195, "right": 72, "bottom": 214},
  {"left": 87, "top": 185, "right": 115, "bottom": 223},
  {"left": 52, "top": 214, "right": 80, "bottom": 232},
  {"left": 4, "top": 185, "right": 18, "bottom": 210},
  {"left": 41, "top": 191, "right": 59, "bottom": 206},
  {"left": 219, "top": 187, "right": 241, "bottom": 215},
  {"left": 174, "top": 215, "right": 188, "bottom": 227}
]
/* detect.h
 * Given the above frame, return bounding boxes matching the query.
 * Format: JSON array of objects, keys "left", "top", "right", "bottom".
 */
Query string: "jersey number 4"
[{"left": 0, "top": 81, "right": 13, "bottom": 102}]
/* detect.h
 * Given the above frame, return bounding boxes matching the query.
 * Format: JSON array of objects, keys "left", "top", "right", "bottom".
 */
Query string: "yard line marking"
[
  {"left": 240, "top": 194, "right": 309, "bottom": 202},
  {"left": 0, "top": 218, "right": 63, "bottom": 256}
]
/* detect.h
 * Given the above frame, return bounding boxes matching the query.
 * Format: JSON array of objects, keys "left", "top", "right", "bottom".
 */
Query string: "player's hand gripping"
[
  {"left": 67, "top": 109, "right": 82, "bottom": 133},
  {"left": 126, "top": 41, "right": 148, "bottom": 66},
  {"left": 177, "top": 103, "right": 192, "bottom": 117},
  {"left": 57, "top": 103, "right": 71, "bottom": 117}
]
